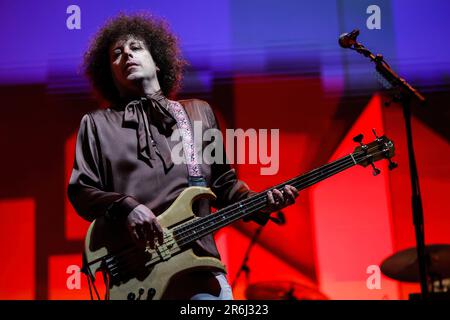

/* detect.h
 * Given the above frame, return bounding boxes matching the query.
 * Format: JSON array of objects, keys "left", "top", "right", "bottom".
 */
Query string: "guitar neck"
[{"left": 172, "top": 153, "right": 359, "bottom": 248}]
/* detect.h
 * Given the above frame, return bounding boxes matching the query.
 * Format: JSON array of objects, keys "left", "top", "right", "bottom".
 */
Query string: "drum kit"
[
  {"left": 244, "top": 244, "right": 450, "bottom": 300},
  {"left": 380, "top": 244, "right": 450, "bottom": 298}
]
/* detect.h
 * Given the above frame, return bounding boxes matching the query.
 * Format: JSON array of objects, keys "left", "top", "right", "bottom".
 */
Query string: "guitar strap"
[{"left": 167, "top": 100, "right": 207, "bottom": 187}]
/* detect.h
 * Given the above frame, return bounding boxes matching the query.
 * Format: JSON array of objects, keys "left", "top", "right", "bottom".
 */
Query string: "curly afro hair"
[{"left": 83, "top": 13, "right": 187, "bottom": 103}]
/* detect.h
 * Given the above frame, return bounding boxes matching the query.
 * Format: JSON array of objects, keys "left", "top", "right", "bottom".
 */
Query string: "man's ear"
[{"left": 156, "top": 66, "right": 161, "bottom": 72}]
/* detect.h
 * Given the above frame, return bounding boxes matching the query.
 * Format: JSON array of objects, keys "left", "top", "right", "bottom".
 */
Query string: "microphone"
[
  {"left": 269, "top": 211, "right": 286, "bottom": 225},
  {"left": 338, "top": 29, "right": 360, "bottom": 48}
]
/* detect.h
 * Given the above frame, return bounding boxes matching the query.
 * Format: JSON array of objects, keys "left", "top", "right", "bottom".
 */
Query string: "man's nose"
[{"left": 123, "top": 47, "right": 134, "bottom": 59}]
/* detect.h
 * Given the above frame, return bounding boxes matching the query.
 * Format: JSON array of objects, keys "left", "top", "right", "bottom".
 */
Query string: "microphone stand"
[
  {"left": 231, "top": 224, "right": 264, "bottom": 290},
  {"left": 231, "top": 212, "right": 285, "bottom": 290},
  {"left": 346, "top": 38, "right": 429, "bottom": 299}
]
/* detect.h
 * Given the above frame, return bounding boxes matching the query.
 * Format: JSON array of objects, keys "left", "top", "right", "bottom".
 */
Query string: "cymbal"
[
  {"left": 245, "top": 281, "right": 328, "bottom": 300},
  {"left": 380, "top": 244, "right": 450, "bottom": 282}
]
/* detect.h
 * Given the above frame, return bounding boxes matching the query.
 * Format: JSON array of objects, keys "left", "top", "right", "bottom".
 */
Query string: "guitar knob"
[
  {"left": 127, "top": 292, "right": 136, "bottom": 300},
  {"left": 147, "top": 288, "right": 156, "bottom": 300},
  {"left": 136, "top": 288, "right": 145, "bottom": 300}
]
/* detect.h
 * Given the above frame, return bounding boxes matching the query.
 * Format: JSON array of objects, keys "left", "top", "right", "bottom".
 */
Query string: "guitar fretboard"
[{"left": 172, "top": 152, "right": 362, "bottom": 248}]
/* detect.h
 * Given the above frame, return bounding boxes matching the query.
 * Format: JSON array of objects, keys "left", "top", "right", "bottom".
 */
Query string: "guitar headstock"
[{"left": 352, "top": 129, "right": 397, "bottom": 175}]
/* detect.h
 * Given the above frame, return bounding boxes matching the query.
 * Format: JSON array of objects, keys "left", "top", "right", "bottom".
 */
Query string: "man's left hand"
[{"left": 261, "top": 185, "right": 299, "bottom": 214}]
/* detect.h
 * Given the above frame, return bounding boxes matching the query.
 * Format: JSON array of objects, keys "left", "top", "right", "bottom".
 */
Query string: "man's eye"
[{"left": 131, "top": 46, "right": 141, "bottom": 50}]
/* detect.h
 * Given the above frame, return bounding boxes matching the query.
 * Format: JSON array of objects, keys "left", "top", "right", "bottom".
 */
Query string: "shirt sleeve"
[
  {"left": 204, "top": 103, "right": 271, "bottom": 226},
  {"left": 67, "top": 113, "right": 140, "bottom": 222}
]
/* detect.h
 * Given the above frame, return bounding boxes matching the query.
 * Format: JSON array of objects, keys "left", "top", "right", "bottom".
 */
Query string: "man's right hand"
[{"left": 126, "top": 204, "right": 164, "bottom": 249}]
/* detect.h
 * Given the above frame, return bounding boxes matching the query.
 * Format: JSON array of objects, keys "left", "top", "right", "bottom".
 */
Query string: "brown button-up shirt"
[{"left": 67, "top": 96, "right": 269, "bottom": 259}]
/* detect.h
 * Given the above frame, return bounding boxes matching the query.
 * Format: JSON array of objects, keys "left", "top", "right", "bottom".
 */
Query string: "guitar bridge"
[
  {"left": 155, "top": 232, "right": 177, "bottom": 261},
  {"left": 156, "top": 245, "right": 172, "bottom": 260}
]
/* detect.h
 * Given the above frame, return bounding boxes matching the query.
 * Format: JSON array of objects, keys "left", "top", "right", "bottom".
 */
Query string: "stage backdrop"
[{"left": 0, "top": 0, "right": 449, "bottom": 300}]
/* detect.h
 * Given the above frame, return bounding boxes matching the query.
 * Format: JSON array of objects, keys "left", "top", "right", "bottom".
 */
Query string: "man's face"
[{"left": 109, "top": 35, "right": 159, "bottom": 95}]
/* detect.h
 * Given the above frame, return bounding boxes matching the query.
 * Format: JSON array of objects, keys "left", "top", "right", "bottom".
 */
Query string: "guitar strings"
[
  {"left": 172, "top": 154, "right": 354, "bottom": 237},
  {"left": 171, "top": 144, "right": 380, "bottom": 237},
  {"left": 175, "top": 157, "right": 357, "bottom": 246},
  {"left": 173, "top": 153, "right": 359, "bottom": 240},
  {"left": 173, "top": 145, "right": 388, "bottom": 247}
]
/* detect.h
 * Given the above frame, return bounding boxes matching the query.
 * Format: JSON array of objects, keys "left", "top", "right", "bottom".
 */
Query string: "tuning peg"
[
  {"left": 372, "top": 128, "right": 380, "bottom": 139},
  {"left": 353, "top": 134, "right": 364, "bottom": 144},
  {"left": 388, "top": 159, "right": 398, "bottom": 171},
  {"left": 353, "top": 133, "right": 368, "bottom": 151},
  {"left": 371, "top": 163, "right": 381, "bottom": 176}
]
